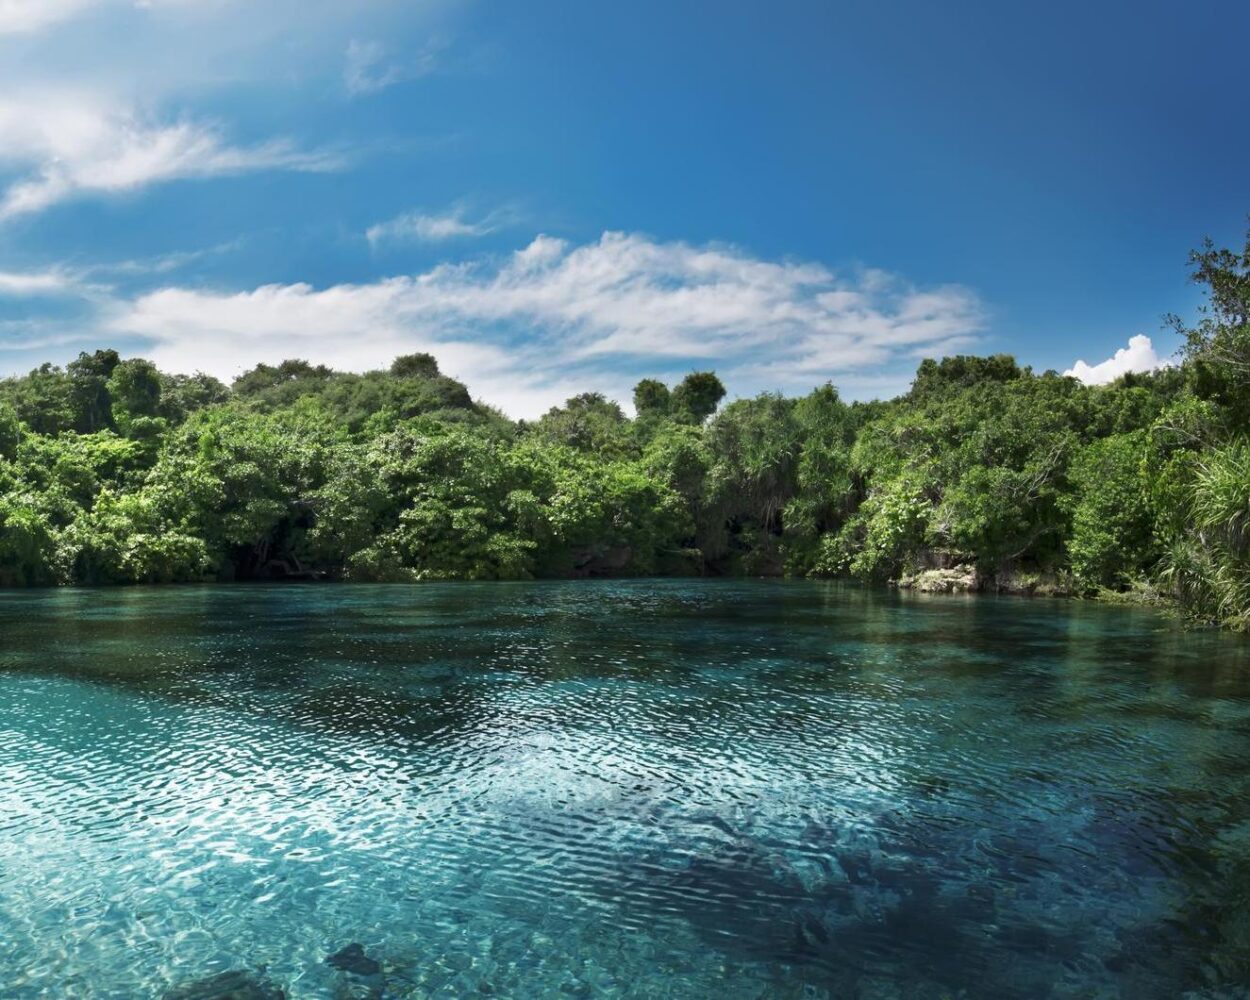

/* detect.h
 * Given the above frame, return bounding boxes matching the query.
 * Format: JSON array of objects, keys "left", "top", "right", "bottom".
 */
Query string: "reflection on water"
[{"left": 1, "top": 582, "right": 1248, "bottom": 998}]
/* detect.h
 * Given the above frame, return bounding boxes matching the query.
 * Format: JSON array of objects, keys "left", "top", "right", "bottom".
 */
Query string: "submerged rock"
[
  {"left": 162, "top": 969, "right": 286, "bottom": 1000},
  {"left": 326, "top": 942, "right": 382, "bottom": 977},
  {"left": 623, "top": 837, "right": 830, "bottom": 966}
]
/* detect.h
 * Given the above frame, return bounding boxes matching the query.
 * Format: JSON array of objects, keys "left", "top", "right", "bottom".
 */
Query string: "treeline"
[{"left": 1, "top": 226, "right": 1249, "bottom": 626}]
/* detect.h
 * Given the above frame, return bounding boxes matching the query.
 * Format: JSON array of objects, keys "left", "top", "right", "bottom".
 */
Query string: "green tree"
[
  {"left": 1174, "top": 224, "right": 1250, "bottom": 426},
  {"left": 107, "top": 359, "right": 164, "bottom": 433},
  {"left": 782, "top": 384, "right": 855, "bottom": 573},
  {"left": 1183, "top": 441, "right": 1250, "bottom": 626},
  {"left": 0, "top": 401, "right": 19, "bottom": 461},
  {"left": 532, "top": 393, "right": 632, "bottom": 457},
  {"left": 0, "top": 495, "right": 59, "bottom": 586},
  {"left": 633, "top": 378, "right": 672, "bottom": 417},
  {"left": 671, "top": 371, "right": 726, "bottom": 423},
  {"left": 160, "top": 372, "right": 230, "bottom": 423},
  {"left": 703, "top": 393, "right": 799, "bottom": 570},
  {"left": 3, "top": 364, "right": 75, "bottom": 436},
  {"left": 390, "top": 353, "right": 442, "bottom": 379},
  {"left": 317, "top": 422, "right": 537, "bottom": 580},
  {"left": 1065, "top": 432, "right": 1155, "bottom": 589},
  {"left": 67, "top": 349, "right": 120, "bottom": 433}
]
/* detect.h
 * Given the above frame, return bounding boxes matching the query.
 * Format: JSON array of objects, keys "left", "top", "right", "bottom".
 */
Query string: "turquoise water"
[{"left": 2, "top": 583, "right": 1249, "bottom": 999}]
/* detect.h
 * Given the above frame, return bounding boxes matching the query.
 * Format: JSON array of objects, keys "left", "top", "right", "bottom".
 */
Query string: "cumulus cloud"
[
  {"left": 1064, "top": 334, "right": 1170, "bottom": 384},
  {"left": 82, "top": 231, "right": 986, "bottom": 416},
  {"left": 0, "top": 93, "right": 343, "bottom": 219}
]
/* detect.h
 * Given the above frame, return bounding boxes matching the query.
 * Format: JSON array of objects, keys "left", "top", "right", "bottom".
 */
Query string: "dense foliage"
[{"left": 3, "top": 226, "right": 1250, "bottom": 626}]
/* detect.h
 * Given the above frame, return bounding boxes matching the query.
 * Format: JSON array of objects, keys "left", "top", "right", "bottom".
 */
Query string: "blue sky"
[{"left": 0, "top": 0, "right": 1245, "bottom": 415}]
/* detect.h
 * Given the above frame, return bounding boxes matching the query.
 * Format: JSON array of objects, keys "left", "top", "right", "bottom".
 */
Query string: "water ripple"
[{"left": 0, "top": 582, "right": 1248, "bottom": 998}]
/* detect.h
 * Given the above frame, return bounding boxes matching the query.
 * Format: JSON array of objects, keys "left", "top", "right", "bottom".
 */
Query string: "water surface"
[{"left": 2, "top": 582, "right": 1249, "bottom": 998}]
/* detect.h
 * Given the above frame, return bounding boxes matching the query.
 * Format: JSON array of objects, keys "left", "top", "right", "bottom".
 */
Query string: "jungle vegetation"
[{"left": 1, "top": 225, "right": 1249, "bottom": 628}]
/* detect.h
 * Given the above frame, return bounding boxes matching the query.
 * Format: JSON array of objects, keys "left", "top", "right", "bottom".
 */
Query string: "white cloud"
[
  {"left": 344, "top": 37, "right": 442, "bottom": 97},
  {"left": 0, "top": 93, "right": 343, "bottom": 218},
  {"left": 85, "top": 239, "right": 245, "bottom": 278},
  {"left": 366, "top": 205, "right": 504, "bottom": 245},
  {"left": 0, "top": 0, "right": 223, "bottom": 36},
  {"left": 0, "top": 265, "right": 120, "bottom": 304},
  {"left": 0, "top": 5, "right": 455, "bottom": 223},
  {"left": 0, "top": 268, "right": 81, "bottom": 296},
  {"left": 1064, "top": 334, "right": 1169, "bottom": 384},
  {"left": 0, "top": 0, "right": 94, "bottom": 34},
  {"left": 88, "top": 231, "right": 985, "bottom": 416}
]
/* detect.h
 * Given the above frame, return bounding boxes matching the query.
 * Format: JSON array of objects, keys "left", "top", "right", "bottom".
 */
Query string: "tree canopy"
[{"left": 3, "top": 222, "right": 1250, "bottom": 627}]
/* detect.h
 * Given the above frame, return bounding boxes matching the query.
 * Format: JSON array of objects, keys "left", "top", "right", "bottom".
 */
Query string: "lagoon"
[{"left": 1, "top": 582, "right": 1248, "bottom": 998}]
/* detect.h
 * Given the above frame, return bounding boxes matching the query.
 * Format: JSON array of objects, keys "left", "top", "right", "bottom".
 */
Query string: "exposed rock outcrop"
[{"left": 895, "top": 566, "right": 979, "bottom": 593}]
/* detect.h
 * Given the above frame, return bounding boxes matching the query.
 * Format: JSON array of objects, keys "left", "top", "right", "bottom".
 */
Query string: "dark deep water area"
[{"left": 1, "top": 582, "right": 1249, "bottom": 998}]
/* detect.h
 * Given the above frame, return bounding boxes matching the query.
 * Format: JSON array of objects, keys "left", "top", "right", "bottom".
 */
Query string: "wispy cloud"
[
  {"left": 344, "top": 37, "right": 443, "bottom": 97},
  {"left": 1064, "top": 334, "right": 1170, "bottom": 384},
  {"left": 366, "top": 204, "right": 513, "bottom": 246},
  {"left": 75, "top": 231, "right": 986, "bottom": 415},
  {"left": 0, "top": 265, "right": 121, "bottom": 305},
  {"left": 0, "top": 93, "right": 345, "bottom": 219},
  {"left": 81, "top": 239, "right": 246, "bottom": 278},
  {"left": 0, "top": 268, "right": 83, "bottom": 296}
]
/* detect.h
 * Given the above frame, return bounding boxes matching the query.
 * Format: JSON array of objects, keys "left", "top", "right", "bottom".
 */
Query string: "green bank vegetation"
[{"left": 2, "top": 226, "right": 1250, "bottom": 627}]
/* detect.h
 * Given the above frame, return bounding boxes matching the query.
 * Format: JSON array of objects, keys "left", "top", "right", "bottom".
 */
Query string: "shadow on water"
[{"left": 607, "top": 790, "right": 1247, "bottom": 999}]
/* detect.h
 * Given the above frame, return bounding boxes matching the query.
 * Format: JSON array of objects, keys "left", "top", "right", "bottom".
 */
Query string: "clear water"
[{"left": 2, "top": 582, "right": 1249, "bottom": 999}]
